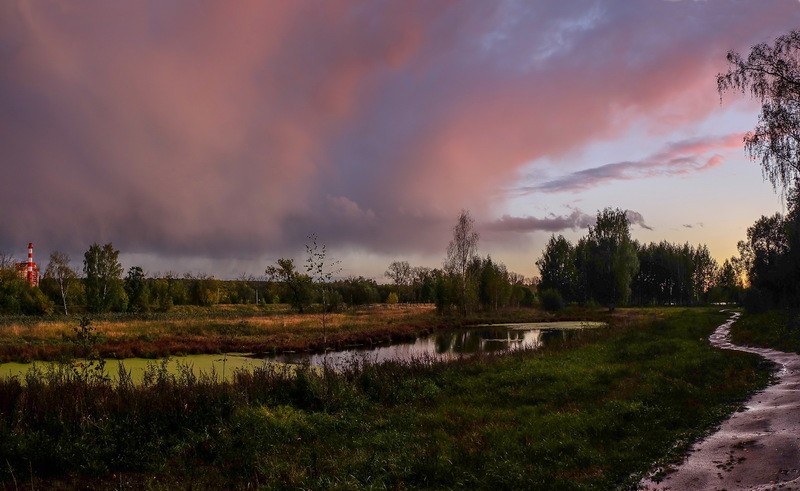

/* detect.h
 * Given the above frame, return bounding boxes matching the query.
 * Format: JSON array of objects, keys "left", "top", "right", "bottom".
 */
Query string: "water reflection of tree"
[
  {"left": 540, "top": 330, "right": 571, "bottom": 346},
  {"left": 435, "top": 332, "right": 455, "bottom": 354}
]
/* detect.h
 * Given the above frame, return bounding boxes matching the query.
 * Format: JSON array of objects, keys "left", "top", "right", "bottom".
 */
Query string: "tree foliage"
[
  {"left": 266, "top": 258, "right": 313, "bottom": 313},
  {"left": 334, "top": 276, "right": 381, "bottom": 306},
  {"left": 44, "top": 251, "right": 77, "bottom": 315},
  {"left": 0, "top": 264, "right": 53, "bottom": 315},
  {"left": 124, "top": 266, "right": 151, "bottom": 313},
  {"left": 535, "top": 209, "right": 728, "bottom": 308},
  {"left": 583, "top": 208, "right": 639, "bottom": 310},
  {"left": 536, "top": 235, "right": 577, "bottom": 302},
  {"left": 735, "top": 197, "right": 800, "bottom": 308},
  {"left": 632, "top": 242, "right": 719, "bottom": 306},
  {"left": 84, "top": 243, "right": 127, "bottom": 313},
  {"left": 718, "top": 30, "right": 800, "bottom": 193},
  {"left": 444, "top": 210, "right": 480, "bottom": 314}
]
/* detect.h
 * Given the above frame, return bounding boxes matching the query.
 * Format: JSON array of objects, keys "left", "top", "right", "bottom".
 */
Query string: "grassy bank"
[
  {"left": 0, "top": 304, "right": 613, "bottom": 363},
  {"left": 730, "top": 309, "right": 800, "bottom": 354},
  {"left": 0, "top": 308, "right": 771, "bottom": 489}
]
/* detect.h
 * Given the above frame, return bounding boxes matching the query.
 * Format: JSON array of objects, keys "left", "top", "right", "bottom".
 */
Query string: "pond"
[
  {"left": 0, "top": 321, "right": 605, "bottom": 382},
  {"left": 271, "top": 321, "right": 605, "bottom": 368},
  {"left": 0, "top": 353, "right": 268, "bottom": 384}
]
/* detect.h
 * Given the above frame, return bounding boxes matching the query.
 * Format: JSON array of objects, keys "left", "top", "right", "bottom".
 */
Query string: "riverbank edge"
[{"left": 0, "top": 306, "right": 623, "bottom": 363}]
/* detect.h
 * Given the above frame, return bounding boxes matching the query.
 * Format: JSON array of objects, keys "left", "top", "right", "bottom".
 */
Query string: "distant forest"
[{"left": 0, "top": 206, "right": 746, "bottom": 317}]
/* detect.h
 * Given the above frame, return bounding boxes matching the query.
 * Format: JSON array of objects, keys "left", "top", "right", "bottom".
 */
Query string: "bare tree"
[
  {"left": 444, "top": 210, "right": 480, "bottom": 315},
  {"left": 0, "top": 252, "right": 16, "bottom": 270},
  {"left": 385, "top": 260, "right": 412, "bottom": 302},
  {"left": 45, "top": 251, "right": 77, "bottom": 315},
  {"left": 305, "top": 234, "right": 341, "bottom": 351},
  {"left": 385, "top": 261, "right": 412, "bottom": 286}
]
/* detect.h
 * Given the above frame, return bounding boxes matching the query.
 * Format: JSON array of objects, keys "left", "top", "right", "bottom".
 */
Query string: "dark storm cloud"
[{"left": 0, "top": 1, "right": 798, "bottom": 271}]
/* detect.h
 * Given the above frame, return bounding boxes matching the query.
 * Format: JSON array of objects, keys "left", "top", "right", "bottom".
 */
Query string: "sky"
[{"left": 2, "top": 0, "right": 800, "bottom": 281}]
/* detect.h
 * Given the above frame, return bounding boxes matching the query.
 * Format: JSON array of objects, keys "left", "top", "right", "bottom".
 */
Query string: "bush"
[
  {"left": 539, "top": 288, "right": 565, "bottom": 312},
  {"left": 385, "top": 292, "right": 399, "bottom": 304},
  {"left": 743, "top": 287, "right": 770, "bottom": 313},
  {"left": 326, "top": 290, "right": 344, "bottom": 312}
]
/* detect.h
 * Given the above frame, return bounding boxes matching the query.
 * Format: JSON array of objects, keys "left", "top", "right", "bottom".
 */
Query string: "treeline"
[
  {"left": 2, "top": 208, "right": 748, "bottom": 317},
  {"left": 379, "top": 211, "right": 536, "bottom": 315},
  {"left": 536, "top": 208, "right": 742, "bottom": 310},
  {"left": 4, "top": 238, "right": 500, "bottom": 316},
  {"left": 0, "top": 243, "right": 270, "bottom": 315},
  {"left": 263, "top": 211, "right": 535, "bottom": 316},
  {"left": 0, "top": 243, "right": 402, "bottom": 316},
  {"left": 382, "top": 257, "right": 535, "bottom": 314},
  {"left": 736, "top": 186, "right": 800, "bottom": 310}
]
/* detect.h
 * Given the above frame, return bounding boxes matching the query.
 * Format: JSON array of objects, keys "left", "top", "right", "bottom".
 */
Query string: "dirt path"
[{"left": 641, "top": 312, "right": 800, "bottom": 490}]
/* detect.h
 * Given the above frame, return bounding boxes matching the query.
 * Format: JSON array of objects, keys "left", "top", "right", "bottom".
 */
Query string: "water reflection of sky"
[
  {"left": 0, "top": 324, "right": 588, "bottom": 381},
  {"left": 271, "top": 325, "right": 574, "bottom": 369}
]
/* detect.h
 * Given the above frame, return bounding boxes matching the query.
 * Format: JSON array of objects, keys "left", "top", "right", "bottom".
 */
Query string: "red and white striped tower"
[{"left": 27, "top": 243, "right": 36, "bottom": 287}]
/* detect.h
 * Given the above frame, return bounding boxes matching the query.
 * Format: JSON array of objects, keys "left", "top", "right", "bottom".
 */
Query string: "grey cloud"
[
  {"left": 486, "top": 208, "right": 653, "bottom": 234},
  {"left": 485, "top": 210, "right": 595, "bottom": 233},
  {"left": 625, "top": 210, "right": 654, "bottom": 231}
]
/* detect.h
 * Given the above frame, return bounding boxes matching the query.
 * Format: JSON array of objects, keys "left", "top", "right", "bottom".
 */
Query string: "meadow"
[
  {"left": 0, "top": 307, "right": 772, "bottom": 489},
  {"left": 0, "top": 304, "right": 608, "bottom": 363}
]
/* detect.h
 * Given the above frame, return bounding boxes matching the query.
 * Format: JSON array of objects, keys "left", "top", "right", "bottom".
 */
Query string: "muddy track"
[{"left": 641, "top": 312, "right": 800, "bottom": 490}]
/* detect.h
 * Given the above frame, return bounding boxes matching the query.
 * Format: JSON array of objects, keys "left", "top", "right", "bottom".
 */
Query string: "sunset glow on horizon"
[{"left": 2, "top": 1, "right": 799, "bottom": 280}]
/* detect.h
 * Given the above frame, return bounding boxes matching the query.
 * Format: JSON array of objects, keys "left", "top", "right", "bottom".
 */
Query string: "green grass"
[
  {"left": 730, "top": 309, "right": 800, "bottom": 354},
  {"left": 0, "top": 308, "right": 771, "bottom": 489}
]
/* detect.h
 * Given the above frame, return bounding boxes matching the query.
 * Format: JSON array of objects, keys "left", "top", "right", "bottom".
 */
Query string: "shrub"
[
  {"left": 743, "top": 287, "right": 770, "bottom": 313},
  {"left": 386, "top": 292, "right": 399, "bottom": 304},
  {"left": 539, "top": 288, "right": 565, "bottom": 312}
]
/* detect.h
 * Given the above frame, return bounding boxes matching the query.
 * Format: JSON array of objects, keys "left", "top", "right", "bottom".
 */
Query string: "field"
[
  {"left": 0, "top": 307, "right": 772, "bottom": 489},
  {"left": 0, "top": 304, "right": 612, "bottom": 362}
]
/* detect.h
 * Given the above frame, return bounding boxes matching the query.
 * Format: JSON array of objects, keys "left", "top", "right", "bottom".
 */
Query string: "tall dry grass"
[
  {"left": 0, "top": 304, "right": 435, "bottom": 339},
  {"left": 0, "top": 304, "right": 437, "bottom": 361}
]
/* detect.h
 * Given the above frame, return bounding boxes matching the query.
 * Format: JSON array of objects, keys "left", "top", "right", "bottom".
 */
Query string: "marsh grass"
[
  {"left": 731, "top": 309, "right": 800, "bottom": 354},
  {"left": 0, "top": 304, "right": 437, "bottom": 362},
  {"left": 0, "top": 304, "right": 622, "bottom": 363},
  {"left": 0, "top": 308, "right": 770, "bottom": 489}
]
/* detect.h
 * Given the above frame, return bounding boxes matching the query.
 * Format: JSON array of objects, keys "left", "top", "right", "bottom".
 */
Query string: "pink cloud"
[
  {"left": 521, "top": 133, "right": 745, "bottom": 193},
  {"left": 0, "top": 1, "right": 798, "bottom": 267}
]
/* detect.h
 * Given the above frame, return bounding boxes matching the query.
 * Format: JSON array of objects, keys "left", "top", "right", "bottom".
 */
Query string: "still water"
[
  {"left": 0, "top": 321, "right": 604, "bottom": 382},
  {"left": 272, "top": 321, "right": 604, "bottom": 368}
]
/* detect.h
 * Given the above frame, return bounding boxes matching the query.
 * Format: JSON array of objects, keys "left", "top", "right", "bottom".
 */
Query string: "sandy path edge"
[{"left": 639, "top": 312, "right": 800, "bottom": 490}]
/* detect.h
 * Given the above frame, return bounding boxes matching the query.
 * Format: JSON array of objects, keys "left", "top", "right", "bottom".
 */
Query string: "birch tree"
[
  {"left": 45, "top": 251, "right": 77, "bottom": 315},
  {"left": 444, "top": 210, "right": 480, "bottom": 315}
]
